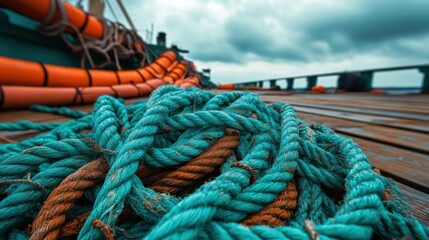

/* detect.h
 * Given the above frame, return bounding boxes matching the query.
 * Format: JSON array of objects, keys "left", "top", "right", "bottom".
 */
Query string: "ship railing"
[{"left": 233, "top": 64, "right": 429, "bottom": 93}]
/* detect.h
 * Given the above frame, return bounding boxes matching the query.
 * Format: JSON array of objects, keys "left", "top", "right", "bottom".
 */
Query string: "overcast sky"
[{"left": 101, "top": 0, "right": 429, "bottom": 87}]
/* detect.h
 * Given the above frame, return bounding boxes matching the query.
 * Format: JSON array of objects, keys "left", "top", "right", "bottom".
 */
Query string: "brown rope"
[
  {"left": 50, "top": 128, "right": 240, "bottom": 237},
  {"left": 149, "top": 128, "right": 240, "bottom": 196},
  {"left": 230, "top": 162, "right": 257, "bottom": 184},
  {"left": 30, "top": 158, "right": 109, "bottom": 240},
  {"left": 54, "top": 165, "right": 174, "bottom": 239},
  {"left": 242, "top": 180, "right": 298, "bottom": 226},
  {"left": 58, "top": 211, "right": 90, "bottom": 239},
  {"left": 92, "top": 219, "right": 115, "bottom": 240},
  {"left": 135, "top": 166, "right": 174, "bottom": 186},
  {"left": 58, "top": 206, "right": 136, "bottom": 239}
]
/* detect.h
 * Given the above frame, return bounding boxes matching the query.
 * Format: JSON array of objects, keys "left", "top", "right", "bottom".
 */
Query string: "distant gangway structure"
[{"left": 231, "top": 64, "right": 429, "bottom": 94}]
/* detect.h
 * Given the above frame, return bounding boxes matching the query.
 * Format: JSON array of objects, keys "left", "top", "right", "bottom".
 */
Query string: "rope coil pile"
[{"left": 0, "top": 86, "right": 427, "bottom": 239}]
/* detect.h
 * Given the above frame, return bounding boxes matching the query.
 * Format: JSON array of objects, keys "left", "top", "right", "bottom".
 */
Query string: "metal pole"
[
  {"left": 89, "top": 0, "right": 105, "bottom": 18},
  {"left": 116, "top": 0, "right": 137, "bottom": 32},
  {"left": 420, "top": 67, "right": 429, "bottom": 94},
  {"left": 287, "top": 78, "right": 294, "bottom": 90},
  {"left": 306, "top": 76, "right": 317, "bottom": 90},
  {"left": 361, "top": 71, "right": 374, "bottom": 92}
]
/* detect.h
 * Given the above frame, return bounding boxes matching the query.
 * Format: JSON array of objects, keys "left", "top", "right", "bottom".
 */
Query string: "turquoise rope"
[
  {"left": 0, "top": 158, "right": 88, "bottom": 233},
  {"left": 30, "top": 104, "right": 88, "bottom": 118},
  {"left": 0, "top": 120, "right": 62, "bottom": 131},
  {"left": 0, "top": 86, "right": 426, "bottom": 239}
]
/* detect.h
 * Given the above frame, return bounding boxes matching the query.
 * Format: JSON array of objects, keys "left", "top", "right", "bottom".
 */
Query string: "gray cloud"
[
  {"left": 104, "top": 0, "right": 429, "bottom": 73},
  {"left": 219, "top": 0, "right": 429, "bottom": 64},
  {"left": 302, "top": 0, "right": 429, "bottom": 50}
]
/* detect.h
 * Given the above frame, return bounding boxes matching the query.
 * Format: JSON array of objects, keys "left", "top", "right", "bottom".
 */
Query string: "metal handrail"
[{"left": 231, "top": 63, "right": 429, "bottom": 93}]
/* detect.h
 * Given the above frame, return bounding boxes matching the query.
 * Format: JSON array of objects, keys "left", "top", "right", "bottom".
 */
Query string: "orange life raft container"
[{"left": 0, "top": 51, "right": 177, "bottom": 87}]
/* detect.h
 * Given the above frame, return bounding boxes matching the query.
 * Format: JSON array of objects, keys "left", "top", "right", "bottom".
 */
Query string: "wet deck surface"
[{"left": 1, "top": 91, "right": 428, "bottom": 224}]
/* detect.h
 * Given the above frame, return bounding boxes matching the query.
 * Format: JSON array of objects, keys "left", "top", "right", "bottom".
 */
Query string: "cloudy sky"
[{"left": 98, "top": 0, "right": 429, "bottom": 87}]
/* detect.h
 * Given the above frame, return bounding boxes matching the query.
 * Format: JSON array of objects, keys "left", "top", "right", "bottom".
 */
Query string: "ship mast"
[
  {"left": 88, "top": 0, "right": 105, "bottom": 17},
  {"left": 86, "top": 0, "right": 136, "bottom": 32},
  {"left": 115, "top": 0, "right": 137, "bottom": 32}
]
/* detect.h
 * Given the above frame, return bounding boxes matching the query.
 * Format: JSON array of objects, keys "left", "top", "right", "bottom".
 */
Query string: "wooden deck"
[{"left": 0, "top": 91, "right": 428, "bottom": 224}]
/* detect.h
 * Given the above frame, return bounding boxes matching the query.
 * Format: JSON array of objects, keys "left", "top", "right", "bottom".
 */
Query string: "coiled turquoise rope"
[{"left": 0, "top": 86, "right": 427, "bottom": 239}]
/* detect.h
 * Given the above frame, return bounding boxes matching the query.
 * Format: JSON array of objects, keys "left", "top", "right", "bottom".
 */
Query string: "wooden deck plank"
[
  {"left": 297, "top": 113, "right": 429, "bottom": 192},
  {"left": 336, "top": 125, "right": 429, "bottom": 154},
  {"left": 351, "top": 136, "right": 429, "bottom": 193},
  {"left": 295, "top": 112, "right": 429, "bottom": 154},
  {"left": 396, "top": 182, "right": 429, "bottom": 225},
  {"left": 282, "top": 101, "right": 429, "bottom": 121},
  {"left": 1, "top": 130, "right": 44, "bottom": 142},
  {"left": 293, "top": 106, "right": 429, "bottom": 133},
  {"left": 0, "top": 135, "right": 16, "bottom": 144},
  {"left": 280, "top": 92, "right": 429, "bottom": 105},
  {"left": 295, "top": 97, "right": 429, "bottom": 114},
  {"left": 260, "top": 94, "right": 429, "bottom": 115},
  {"left": 0, "top": 110, "right": 64, "bottom": 123}
]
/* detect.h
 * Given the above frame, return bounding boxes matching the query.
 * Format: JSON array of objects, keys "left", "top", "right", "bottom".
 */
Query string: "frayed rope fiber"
[{"left": 0, "top": 85, "right": 427, "bottom": 240}]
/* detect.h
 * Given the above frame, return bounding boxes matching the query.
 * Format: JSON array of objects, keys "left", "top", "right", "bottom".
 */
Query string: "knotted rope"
[
  {"left": 40, "top": 0, "right": 148, "bottom": 69},
  {"left": 0, "top": 86, "right": 427, "bottom": 239}
]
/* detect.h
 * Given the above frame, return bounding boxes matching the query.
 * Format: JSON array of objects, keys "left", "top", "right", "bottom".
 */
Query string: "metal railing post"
[
  {"left": 420, "top": 67, "right": 429, "bottom": 94},
  {"left": 233, "top": 63, "right": 429, "bottom": 93},
  {"left": 306, "top": 76, "right": 317, "bottom": 90},
  {"left": 361, "top": 71, "right": 374, "bottom": 92},
  {"left": 287, "top": 78, "right": 294, "bottom": 90}
]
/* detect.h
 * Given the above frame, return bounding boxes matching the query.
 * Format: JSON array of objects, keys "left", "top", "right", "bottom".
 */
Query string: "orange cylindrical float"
[
  {"left": 0, "top": 79, "right": 168, "bottom": 109},
  {"left": 219, "top": 84, "right": 235, "bottom": 90},
  {"left": 0, "top": 0, "right": 145, "bottom": 50},
  {"left": 174, "top": 79, "right": 185, "bottom": 86},
  {"left": 90, "top": 70, "right": 118, "bottom": 86},
  {"left": 0, "top": 0, "right": 103, "bottom": 39},
  {"left": 163, "top": 61, "right": 187, "bottom": 84},
  {"left": 371, "top": 89, "right": 385, "bottom": 94},
  {"left": 137, "top": 68, "right": 156, "bottom": 82},
  {"left": 186, "top": 76, "right": 201, "bottom": 85},
  {"left": 0, "top": 57, "right": 46, "bottom": 86},
  {"left": 117, "top": 70, "right": 144, "bottom": 85},
  {"left": 311, "top": 85, "right": 327, "bottom": 93},
  {"left": 0, "top": 50, "right": 177, "bottom": 87},
  {"left": 47, "top": 64, "right": 90, "bottom": 87},
  {"left": 0, "top": 86, "right": 76, "bottom": 109},
  {"left": 175, "top": 76, "right": 201, "bottom": 87}
]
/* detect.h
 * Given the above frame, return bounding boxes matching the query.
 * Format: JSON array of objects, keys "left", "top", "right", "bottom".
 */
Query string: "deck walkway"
[{"left": 0, "top": 91, "right": 428, "bottom": 224}]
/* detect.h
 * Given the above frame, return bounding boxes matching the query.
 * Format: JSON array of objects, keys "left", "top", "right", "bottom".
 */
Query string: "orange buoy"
[
  {"left": 163, "top": 61, "right": 187, "bottom": 84},
  {"left": 219, "top": 84, "right": 235, "bottom": 90},
  {"left": 311, "top": 85, "right": 327, "bottom": 93},
  {"left": 371, "top": 89, "right": 385, "bottom": 94}
]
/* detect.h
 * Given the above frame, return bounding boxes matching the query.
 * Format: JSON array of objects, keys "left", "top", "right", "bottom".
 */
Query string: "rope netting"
[
  {"left": 0, "top": 86, "right": 427, "bottom": 239},
  {"left": 41, "top": 0, "right": 148, "bottom": 70}
]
